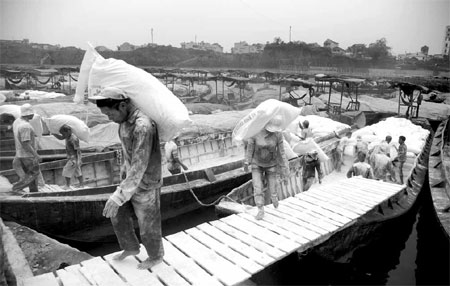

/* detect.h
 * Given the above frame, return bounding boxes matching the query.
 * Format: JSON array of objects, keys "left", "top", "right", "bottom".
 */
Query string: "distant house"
[
  {"left": 96, "top": 46, "right": 113, "bottom": 52},
  {"left": 31, "top": 43, "right": 59, "bottom": 50},
  {"left": 180, "top": 41, "right": 223, "bottom": 53},
  {"left": 443, "top": 25, "right": 450, "bottom": 56},
  {"left": 397, "top": 52, "right": 428, "bottom": 61},
  {"left": 331, "top": 46, "right": 346, "bottom": 55},
  {"left": 307, "top": 42, "right": 321, "bottom": 48},
  {"left": 118, "top": 42, "right": 138, "bottom": 51},
  {"left": 231, "top": 41, "right": 265, "bottom": 54},
  {"left": 323, "top": 39, "right": 339, "bottom": 49},
  {"left": 347, "top": 44, "right": 366, "bottom": 58}
]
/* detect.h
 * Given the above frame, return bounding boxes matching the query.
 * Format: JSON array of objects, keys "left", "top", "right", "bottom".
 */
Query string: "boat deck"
[{"left": 23, "top": 176, "right": 406, "bottom": 286}]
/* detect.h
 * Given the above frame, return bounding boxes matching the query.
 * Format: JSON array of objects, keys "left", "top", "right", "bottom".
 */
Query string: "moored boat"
[
  {"left": 0, "top": 132, "right": 251, "bottom": 242},
  {"left": 216, "top": 117, "right": 432, "bottom": 263},
  {"left": 428, "top": 118, "right": 450, "bottom": 240}
]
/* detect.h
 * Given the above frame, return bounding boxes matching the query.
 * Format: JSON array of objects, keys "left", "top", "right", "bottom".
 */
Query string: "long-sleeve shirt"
[
  {"left": 246, "top": 131, "right": 289, "bottom": 174},
  {"left": 110, "top": 108, "right": 162, "bottom": 206}
]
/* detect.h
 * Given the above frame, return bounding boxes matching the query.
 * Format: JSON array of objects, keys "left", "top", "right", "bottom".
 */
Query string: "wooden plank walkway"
[{"left": 22, "top": 176, "right": 405, "bottom": 286}]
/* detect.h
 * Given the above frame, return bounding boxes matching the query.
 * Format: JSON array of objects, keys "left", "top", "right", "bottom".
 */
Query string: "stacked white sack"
[
  {"left": 75, "top": 42, "right": 191, "bottom": 142},
  {"left": 43, "top": 114, "right": 90, "bottom": 143},
  {"left": 352, "top": 117, "right": 429, "bottom": 156},
  {"left": 286, "top": 115, "right": 350, "bottom": 137}
]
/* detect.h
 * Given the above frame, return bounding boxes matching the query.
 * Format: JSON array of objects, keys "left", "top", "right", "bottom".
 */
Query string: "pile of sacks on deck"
[{"left": 348, "top": 117, "right": 429, "bottom": 157}]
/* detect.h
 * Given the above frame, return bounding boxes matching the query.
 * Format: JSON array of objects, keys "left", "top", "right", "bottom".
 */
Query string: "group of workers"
[
  {"left": 9, "top": 93, "right": 409, "bottom": 270},
  {"left": 12, "top": 103, "right": 83, "bottom": 193},
  {"left": 336, "top": 133, "right": 408, "bottom": 184}
]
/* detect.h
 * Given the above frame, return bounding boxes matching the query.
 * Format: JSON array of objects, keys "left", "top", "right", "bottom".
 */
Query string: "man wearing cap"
[
  {"left": 90, "top": 87, "right": 163, "bottom": 270},
  {"left": 12, "top": 104, "right": 41, "bottom": 193},
  {"left": 245, "top": 115, "right": 289, "bottom": 220}
]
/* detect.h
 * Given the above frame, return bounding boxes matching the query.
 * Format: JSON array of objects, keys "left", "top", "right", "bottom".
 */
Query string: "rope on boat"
[
  {"left": 181, "top": 170, "right": 240, "bottom": 207},
  {"left": 6, "top": 76, "right": 24, "bottom": 84},
  {"left": 69, "top": 73, "right": 78, "bottom": 82}
]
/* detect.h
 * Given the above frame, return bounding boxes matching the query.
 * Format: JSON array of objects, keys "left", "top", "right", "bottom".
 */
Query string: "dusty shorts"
[{"left": 62, "top": 157, "right": 82, "bottom": 178}]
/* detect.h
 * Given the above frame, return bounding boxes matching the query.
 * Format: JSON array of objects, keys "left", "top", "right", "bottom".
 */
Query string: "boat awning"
[{"left": 31, "top": 68, "right": 59, "bottom": 76}]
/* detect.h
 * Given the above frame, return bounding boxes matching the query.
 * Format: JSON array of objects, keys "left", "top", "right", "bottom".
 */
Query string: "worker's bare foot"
[
  {"left": 113, "top": 250, "right": 139, "bottom": 261},
  {"left": 137, "top": 257, "right": 163, "bottom": 270}
]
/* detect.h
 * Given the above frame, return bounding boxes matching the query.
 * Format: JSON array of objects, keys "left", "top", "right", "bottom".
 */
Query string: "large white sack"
[
  {"left": 283, "top": 140, "right": 298, "bottom": 160},
  {"left": 0, "top": 104, "right": 21, "bottom": 119},
  {"left": 292, "top": 138, "right": 329, "bottom": 162},
  {"left": 232, "top": 99, "right": 300, "bottom": 142},
  {"left": 43, "top": 114, "right": 90, "bottom": 142},
  {"left": 74, "top": 42, "right": 104, "bottom": 104},
  {"left": 80, "top": 44, "right": 191, "bottom": 142}
]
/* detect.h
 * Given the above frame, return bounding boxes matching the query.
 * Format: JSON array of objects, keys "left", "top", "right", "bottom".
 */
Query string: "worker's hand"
[
  {"left": 183, "top": 165, "right": 188, "bottom": 171},
  {"left": 103, "top": 197, "right": 120, "bottom": 218},
  {"left": 243, "top": 162, "right": 249, "bottom": 172}
]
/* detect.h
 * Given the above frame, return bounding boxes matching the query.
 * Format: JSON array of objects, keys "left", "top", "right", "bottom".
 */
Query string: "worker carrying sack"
[
  {"left": 43, "top": 114, "right": 90, "bottom": 142},
  {"left": 75, "top": 43, "right": 191, "bottom": 142},
  {"left": 232, "top": 99, "right": 300, "bottom": 143}
]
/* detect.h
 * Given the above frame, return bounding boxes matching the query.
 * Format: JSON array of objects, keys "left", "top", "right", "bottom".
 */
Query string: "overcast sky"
[{"left": 1, "top": 0, "right": 449, "bottom": 54}]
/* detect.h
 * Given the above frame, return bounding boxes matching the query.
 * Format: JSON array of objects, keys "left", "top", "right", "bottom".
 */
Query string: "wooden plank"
[
  {"left": 262, "top": 207, "right": 325, "bottom": 239},
  {"left": 287, "top": 197, "right": 352, "bottom": 225},
  {"left": 186, "top": 227, "right": 263, "bottom": 273},
  {"left": 343, "top": 180, "right": 400, "bottom": 197},
  {"left": 134, "top": 249, "right": 191, "bottom": 286},
  {"left": 339, "top": 180, "right": 396, "bottom": 198},
  {"left": 103, "top": 252, "right": 164, "bottom": 286},
  {"left": 275, "top": 202, "right": 339, "bottom": 232},
  {"left": 210, "top": 220, "right": 284, "bottom": 259},
  {"left": 349, "top": 177, "right": 403, "bottom": 192},
  {"left": 80, "top": 257, "right": 128, "bottom": 286},
  {"left": 298, "top": 193, "right": 360, "bottom": 219},
  {"left": 221, "top": 215, "right": 297, "bottom": 253},
  {"left": 162, "top": 239, "right": 223, "bottom": 286},
  {"left": 303, "top": 191, "right": 366, "bottom": 216},
  {"left": 64, "top": 264, "right": 95, "bottom": 285},
  {"left": 264, "top": 204, "right": 332, "bottom": 235},
  {"left": 56, "top": 269, "right": 92, "bottom": 286},
  {"left": 238, "top": 212, "right": 308, "bottom": 245},
  {"left": 317, "top": 186, "right": 378, "bottom": 208},
  {"left": 22, "top": 273, "right": 59, "bottom": 286},
  {"left": 282, "top": 200, "right": 343, "bottom": 227},
  {"left": 309, "top": 188, "right": 371, "bottom": 213},
  {"left": 333, "top": 184, "right": 388, "bottom": 203},
  {"left": 197, "top": 223, "right": 273, "bottom": 267},
  {"left": 322, "top": 187, "right": 378, "bottom": 207},
  {"left": 167, "top": 231, "right": 251, "bottom": 286}
]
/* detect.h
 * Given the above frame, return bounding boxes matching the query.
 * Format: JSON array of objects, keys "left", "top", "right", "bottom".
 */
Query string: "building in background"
[
  {"left": 443, "top": 25, "right": 450, "bottom": 56},
  {"left": 180, "top": 41, "right": 223, "bottom": 53},
  {"left": 117, "top": 42, "right": 139, "bottom": 51},
  {"left": 323, "top": 39, "right": 339, "bottom": 50},
  {"left": 231, "top": 41, "right": 265, "bottom": 54}
]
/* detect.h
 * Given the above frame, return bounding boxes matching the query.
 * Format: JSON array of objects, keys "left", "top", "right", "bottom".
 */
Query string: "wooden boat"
[
  {"left": 0, "top": 133, "right": 251, "bottom": 242},
  {"left": 0, "top": 149, "right": 101, "bottom": 171},
  {"left": 428, "top": 118, "right": 450, "bottom": 240},
  {"left": 216, "top": 120, "right": 432, "bottom": 263}
]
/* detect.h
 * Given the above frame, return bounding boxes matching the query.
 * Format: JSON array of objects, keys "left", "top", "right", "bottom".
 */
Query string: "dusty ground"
[{"left": 4, "top": 221, "right": 92, "bottom": 276}]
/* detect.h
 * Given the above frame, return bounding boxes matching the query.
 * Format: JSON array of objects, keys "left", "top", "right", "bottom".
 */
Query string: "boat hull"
[{"left": 0, "top": 161, "right": 251, "bottom": 242}]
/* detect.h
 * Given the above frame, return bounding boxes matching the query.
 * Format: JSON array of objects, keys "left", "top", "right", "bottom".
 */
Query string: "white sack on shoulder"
[
  {"left": 87, "top": 55, "right": 191, "bottom": 142},
  {"left": 44, "top": 114, "right": 90, "bottom": 142},
  {"left": 74, "top": 42, "right": 104, "bottom": 104},
  {"left": 232, "top": 99, "right": 300, "bottom": 143}
]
